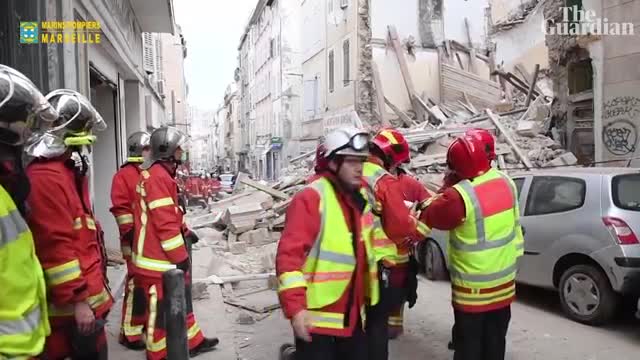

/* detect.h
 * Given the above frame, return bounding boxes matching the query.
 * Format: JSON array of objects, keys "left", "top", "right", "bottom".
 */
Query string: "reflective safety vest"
[
  {"left": 278, "top": 177, "right": 379, "bottom": 330},
  {"left": 449, "top": 168, "right": 522, "bottom": 311},
  {"left": 0, "top": 186, "right": 50, "bottom": 358},
  {"left": 362, "top": 162, "right": 405, "bottom": 265}
]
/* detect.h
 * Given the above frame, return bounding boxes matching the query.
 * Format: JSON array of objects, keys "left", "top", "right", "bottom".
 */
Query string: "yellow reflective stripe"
[
  {"left": 187, "top": 322, "right": 201, "bottom": 339},
  {"left": 416, "top": 220, "right": 431, "bottom": 236},
  {"left": 116, "top": 214, "right": 134, "bottom": 225},
  {"left": 452, "top": 286, "right": 516, "bottom": 306},
  {"left": 308, "top": 310, "right": 344, "bottom": 329},
  {"left": 148, "top": 197, "right": 174, "bottom": 210},
  {"left": 0, "top": 208, "right": 30, "bottom": 247},
  {"left": 86, "top": 217, "right": 96, "bottom": 230},
  {"left": 161, "top": 234, "right": 184, "bottom": 251},
  {"left": 132, "top": 254, "right": 176, "bottom": 272},
  {"left": 388, "top": 316, "right": 403, "bottom": 326},
  {"left": 73, "top": 217, "right": 82, "bottom": 230},
  {"left": 45, "top": 259, "right": 81, "bottom": 286},
  {"left": 146, "top": 285, "right": 164, "bottom": 353},
  {"left": 0, "top": 305, "right": 42, "bottom": 336},
  {"left": 278, "top": 271, "right": 307, "bottom": 292},
  {"left": 127, "top": 156, "right": 144, "bottom": 163},
  {"left": 49, "top": 288, "right": 111, "bottom": 316},
  {"left": 123, "top": 278, "right": 143, "bottom": 336}
]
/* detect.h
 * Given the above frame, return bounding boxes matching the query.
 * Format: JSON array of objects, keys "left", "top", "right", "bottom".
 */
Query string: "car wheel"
[
  {"left": 558, "top": 264, "right": 618, "bottom": 326},
  {"left": 424, "top": 240, "right": 447, "bottom": 281}
]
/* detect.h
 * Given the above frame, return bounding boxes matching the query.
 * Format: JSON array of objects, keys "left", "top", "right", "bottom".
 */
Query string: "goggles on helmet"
[{"left": 332, "top": 132, "right": 369, "bottom": 156}]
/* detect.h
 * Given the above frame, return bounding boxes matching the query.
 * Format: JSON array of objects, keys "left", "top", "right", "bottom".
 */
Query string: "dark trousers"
[
  {"left": 453, "top": 306, "right": 511, "bottom": 360},
  {"left": 365, "top": 285, "right": 406, "bottom": 360},
  {"left": 294, "top": 325, "right": 368, "bottom": 360}
]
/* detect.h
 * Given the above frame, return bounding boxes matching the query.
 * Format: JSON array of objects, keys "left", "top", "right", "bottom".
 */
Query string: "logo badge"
[{"left": 20, "top": 22, "right": 39, "bottom": 44}]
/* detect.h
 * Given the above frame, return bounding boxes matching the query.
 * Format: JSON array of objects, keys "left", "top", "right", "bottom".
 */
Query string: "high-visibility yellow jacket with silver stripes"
[
  {"left": 132, "top": 163, "right": 189, "bottom": 279},
  {"left": 0, "top": 185, "right": 50, "bottom": 358},
  {"left": 278, "top": 177, "right": 379, "bottom": 332},
  {"left": 362, "top": 161, "right": 431, "bottom": 265},
  {"left": 449, "top": 168, "right": 523, "bottom": 312}
]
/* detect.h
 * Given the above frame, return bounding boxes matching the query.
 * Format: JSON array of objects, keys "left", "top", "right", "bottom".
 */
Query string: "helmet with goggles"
[
  {"left": 0, "top": 64, "right": 59, "bottom": 147},
  {"left": 323, "top": 127, "right": 369, "bottom": 160},
  {"left": 25, "top": 89, "right": 106, "bottom": 158}
]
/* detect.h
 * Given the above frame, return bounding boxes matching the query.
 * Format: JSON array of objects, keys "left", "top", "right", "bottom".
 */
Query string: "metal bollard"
[{"left": 163, "top": 269, "right": 189, "bottom": 360}]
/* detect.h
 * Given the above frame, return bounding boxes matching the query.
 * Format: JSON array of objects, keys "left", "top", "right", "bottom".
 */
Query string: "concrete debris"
[
  {"left": 236, "top": 311, "right": 256, "bottom": 325},
  {"left": 192, "top": 282, "right": 210, "bottom": 300}
]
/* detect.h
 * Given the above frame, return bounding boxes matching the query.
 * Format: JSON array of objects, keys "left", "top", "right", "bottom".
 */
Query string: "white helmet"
[{"left": 323, "top": 127, "right": 369, "bottom": 159}]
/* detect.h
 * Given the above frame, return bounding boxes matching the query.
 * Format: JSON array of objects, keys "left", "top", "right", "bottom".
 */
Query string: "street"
[{"left": 234, "top": 279, "right": 640, "bottom": 360}]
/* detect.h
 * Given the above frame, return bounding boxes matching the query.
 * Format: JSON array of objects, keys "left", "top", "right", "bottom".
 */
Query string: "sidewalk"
[{"left": 105, "top": 244, "right": 237, "bottom": 359}]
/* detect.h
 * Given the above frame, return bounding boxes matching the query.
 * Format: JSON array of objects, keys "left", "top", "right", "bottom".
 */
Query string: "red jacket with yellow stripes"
[
  {"left": 26, "top": 158, "right": 113, "bottom": 323},
  {"left": 109, "top": 162, "right": 141, "bottom": 263},
  {"left": 132, "top": 162, "right": 189, "bottom": 279}
]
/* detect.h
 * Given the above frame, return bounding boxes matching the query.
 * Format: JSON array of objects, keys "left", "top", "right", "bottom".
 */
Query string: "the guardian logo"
[{"left": 543, "top": 6, "right": 635, "bottom": 36}]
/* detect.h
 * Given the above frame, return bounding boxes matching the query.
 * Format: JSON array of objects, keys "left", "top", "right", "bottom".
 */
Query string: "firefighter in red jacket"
[
  {"left": 133, "top": 126, "right": 218, "bottom": 360},
  {"left": 422, "top": 135, "right": 523, "bottom": 360},
  {"left": 364, "top": 128, "right": 431, "bottom": 360},
  {"left": 277, "top": 127, "right": 379, "bottom": 360},
  {"left": 441, "top": 128, "right": 497, "bottom": 351},
  {"left": 387, "top": 168, "right": 432, "bottom": 339},
  {"left": 26, "top": 89, "right": 113, "bottom": 360},
  {"left": 305, "top": 143, "right": 329, "bottom": 184},
  {"left": 109, "top": 131, "right": 151, "bottom": 350}
]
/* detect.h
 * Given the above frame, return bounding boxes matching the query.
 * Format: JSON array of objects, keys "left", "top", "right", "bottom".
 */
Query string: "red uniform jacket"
[
  {"left": 109, "top": 163, "right": 141, "bottom": 264},
  {"left": 276, "top": 173, "right": 369, "bottom": 337},
  {"left": 27, "top": 158, "right": 113, "bottom": 323},
  {"left": 305, "top": 173, "right": 322, "bottom": 184},
  {"left": 438, "top": 170, "right": 460, "bottom": 193},
  {"left": 367, "top": 157, "right": 428, "bottom": 245},
  {"left": 133, "top": 163, "right": 189, "bottom": 279}
]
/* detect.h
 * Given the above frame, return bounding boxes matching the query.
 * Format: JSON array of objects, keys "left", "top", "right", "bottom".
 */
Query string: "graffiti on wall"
[{"left": 602, "top": 96, "right": 640, "bottom": 156}]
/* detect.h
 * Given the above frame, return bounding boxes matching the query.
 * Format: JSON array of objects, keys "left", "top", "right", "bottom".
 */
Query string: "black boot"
[
  {"left": 119, "top": 335, "right": 146, "bottom": 351},
  {"left": 189, "top": 337, "right": 219, "bottom": 357},
  {"left": 279, "top": 343, "right": 296, "bottom": 360}
]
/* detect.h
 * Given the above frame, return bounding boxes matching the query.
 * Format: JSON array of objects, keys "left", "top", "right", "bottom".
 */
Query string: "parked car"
[
  {"left": 417, "top": 167, "right": 640, "bottom": 326},
  {"left": 220, "top": 173, "right": 235, "bottom": 193}
]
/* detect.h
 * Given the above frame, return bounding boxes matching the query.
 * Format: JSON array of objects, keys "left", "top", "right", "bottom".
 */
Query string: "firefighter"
[
  {"left": 439, "top": 128, "right": 497, "bottom": 351},
  {"left": 109, "top": 131, "right": 151, "bottom": 350},
  {"left": 422, "top": 134, "right": 523, "bottom": 360},
  {"left": 305, "top": 142, "right": 329, "bottom": 184},
  {"left": 133, "top": 126, "right": 218, "bottom": 359},
  {"left": 0, "top": 65, "right": 58, "bottom": 359},
  {"left": 25, "top": 89, "right": 113, "bottom": 360},
  {"left": 276, "top": 127, "right": 379, "bottom": 360},
  {"left": 363, "top": 128, "right": 431, "bottom": 360},
  {"left": 387, "top": 167, "right": 432, "bottom": 339}
]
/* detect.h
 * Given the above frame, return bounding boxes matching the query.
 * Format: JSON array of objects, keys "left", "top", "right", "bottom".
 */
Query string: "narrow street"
[{"left": 234, "top": 279, "right": 640, "bottom": 360}]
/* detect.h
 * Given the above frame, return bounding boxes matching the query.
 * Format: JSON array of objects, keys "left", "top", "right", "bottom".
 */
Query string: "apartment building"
[
  {"left": 0, "top": 0, "right": 175, "bottom": 250},
  {"left": 237, "top": 0, "right": 302, "bottom": 180},
  {"left": 159, "top": 25, "right": 189, "bottom": 135}
]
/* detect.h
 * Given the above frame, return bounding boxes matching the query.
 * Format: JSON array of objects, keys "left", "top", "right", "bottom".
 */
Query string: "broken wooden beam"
[
  {"left": 524, "top": 64, "right": 541, "bottom": 108},
  {"left": 514, "top": 63, "right": 544, "bottom": 97},
  {"left": 486, "top": 109, "right": 534, "bottom": 170},
  {"left": 464, "top": 18, "right": 477, "bottom": 74},
  {"left": 198, "top": 273, "right": 277, "bottom": 285},
  {"left": 384, "top": 97, "right": 414, "bottom": 127},
  {"left": 449, "top": 39, "right": 489, "bottom": 62},
  {"left": 388, "top": 25, "right": 424, "bottom": 122},
  {"left": 465, "top": 107, "right": 528, "bottom": 123},
  {"left": 413, "top": 94, "right": 446, "bottom": 125},
  {"left": 463, "top": 92, "right": 478, "bottom": 113},
  {"left": 289, "top": 149, "right": 315, "bottom": 163},
  {"left": 372, "top": 62, "right": 391, "bottom": 126},
  {"left": 239, "top": 177, "right": 290, "bottom": 200}
]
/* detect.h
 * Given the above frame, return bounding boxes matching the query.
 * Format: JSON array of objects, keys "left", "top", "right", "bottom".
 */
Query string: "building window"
[
  {"left": 328, "top": 0, "right": 333, "bottom": 13},
  {"left": 329, "top": 50, "right": 335, "bottom": 93},
  {"left": 340, "top": 0, "right": 348, "bottom": 9},
  {"left": 343, "top": 39, "right": 350, "bottom": 87},
  {"left": 568, "top": 59, "right": 593, "bottom": 94},
  {"left": 270, "top": 38, "right": 275, "bottom": 58}
]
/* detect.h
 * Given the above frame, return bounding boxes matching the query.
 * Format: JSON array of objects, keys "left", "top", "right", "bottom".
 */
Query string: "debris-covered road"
[{"left": 232, "top": 279, "right": 640, "bottom": 360}]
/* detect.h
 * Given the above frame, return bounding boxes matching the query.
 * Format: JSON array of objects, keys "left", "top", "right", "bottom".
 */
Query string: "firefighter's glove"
[
  {"left": 177, "top": 258, "right": 190, "bottom": 272},
  {"left": 186, "top": 231, "right": 200, "bottom": 245}
]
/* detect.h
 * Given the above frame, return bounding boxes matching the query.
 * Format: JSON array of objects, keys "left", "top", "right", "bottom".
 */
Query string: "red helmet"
[
  {"left": 446, "top": 135, "right": 491, "bottom": 180},
  {"left": 371, "top": 128, "right": 410, "bottom": 167},
  {"left": 465, "top": 128, "right": 496, "bottom": 161},
  {"left": 314, "top": 143, "right": 330, "bottom": 173}
]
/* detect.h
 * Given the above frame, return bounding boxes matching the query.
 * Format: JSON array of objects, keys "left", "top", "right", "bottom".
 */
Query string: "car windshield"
[{"left": 612, "top": 173, "right": 640, "bottom": 211}]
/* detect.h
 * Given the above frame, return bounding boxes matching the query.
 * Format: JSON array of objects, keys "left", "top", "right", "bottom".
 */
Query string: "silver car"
[{"left": 418, "top": 167, "right": 640, "bottom": 326}]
